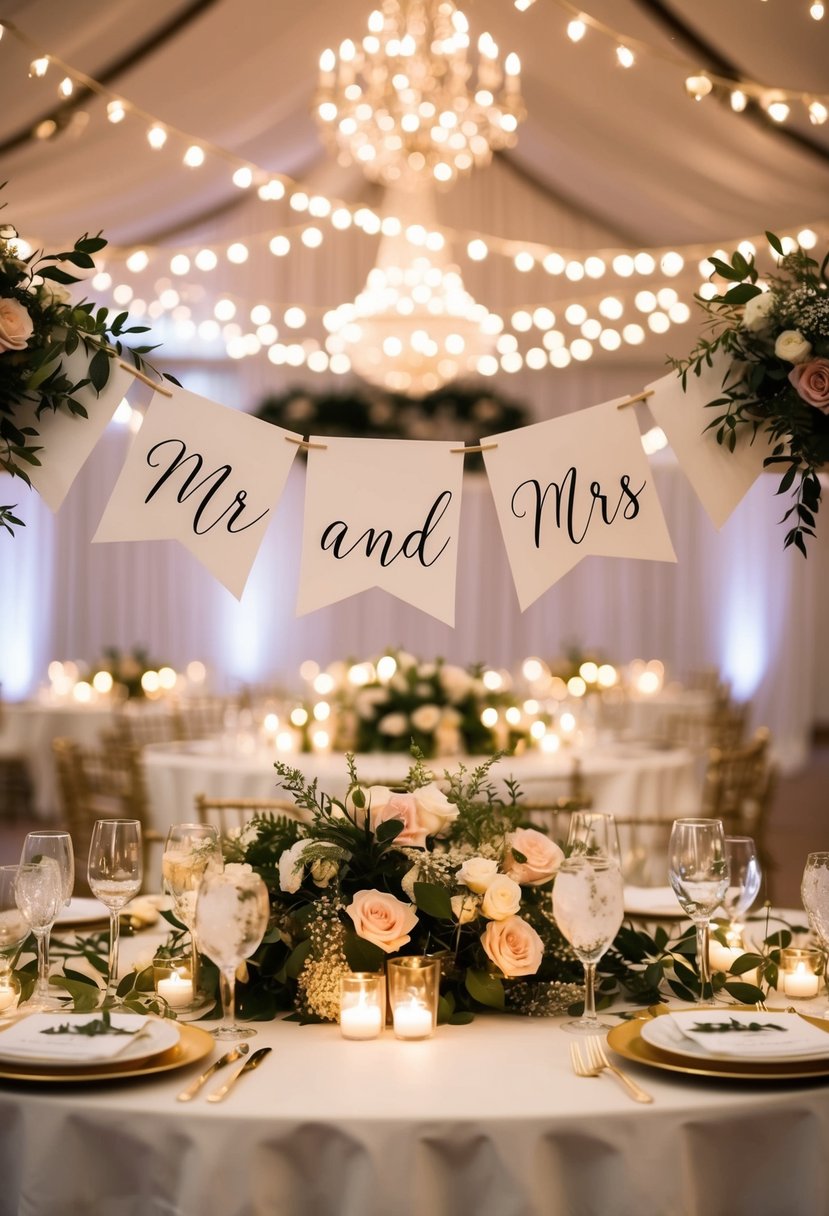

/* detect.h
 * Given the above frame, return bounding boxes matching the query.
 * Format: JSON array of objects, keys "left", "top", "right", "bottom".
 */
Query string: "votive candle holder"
[
  {"left": 153, "top": 957, "right": 195, "bottom": 1010},
  {"left": 339, "top": 972, "right": 385, "bottom": 1040},
  {"left": 387, "top": 957, "right": 440, "bottom": 1041},
  {"left": 779, "top": 947, "right": 824, "bottom": 999}
]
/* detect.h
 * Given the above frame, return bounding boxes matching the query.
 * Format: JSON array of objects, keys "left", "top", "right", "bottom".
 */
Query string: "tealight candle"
[
  {"left": 157, "top": 971, "right": 194, "bottom": 1009},
  {"left": 709, "top": 940, "right": 743, "bottom": 973},
  {"left": 339, "top": 972, "right": 385, "bottom": 1041},
  {"left": 784, "top": 963, "right": 819, "bottom": 999},
  {"left": 0, "top": 978, "right": 19, "bottom": 1013},
  {"left": 778, "top": 947, "right": 823, "bottom": 1000},
  {"left": 387, "top": 957, "right": 440, "bottom": 1041},
  {"left": 392, "top": 998, "right": 433, "bottom": 1040}
]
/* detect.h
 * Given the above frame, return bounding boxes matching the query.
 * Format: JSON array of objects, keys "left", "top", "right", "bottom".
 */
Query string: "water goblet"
[
  {"left": 722, "top": 836, "right": 762, "bottom": 932},
  {"left": 552, "top": 854, "right": 624, "bottom": 1034},
  {"left": 87, "top": 820, "right": 143, "bottom": 1004},
  {"left": 14, "top": 858, "right": 64, "bottom": 1010},
  {"left": 21, "top": 830, "right": 75, "bottom": 908},
  {"left": 0, "top": 865, "right": 33, "bottom": 1010},
  {"left": 162, "top": 823, "right": 222, "bottom": 1005},
  {"left": 194, "top": 869, "right": 269, "bottom": 1039},
  {"left": 566, "top": 811, "right": 622, "bottom": 866},
  {"left": 668, "top": 818, "right": 729, "bottom": 1001},
  {"left": 800, "top": 852, "right": 829, "bottom": 1008}
]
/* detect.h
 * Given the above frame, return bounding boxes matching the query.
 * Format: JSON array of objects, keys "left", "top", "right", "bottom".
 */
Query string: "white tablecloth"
[
  {"left": 142, "top": 741, "right": 701, "bottom": 837},
  {"left": 1, "top": 1005, "right": 827, "bottom": 1216}
]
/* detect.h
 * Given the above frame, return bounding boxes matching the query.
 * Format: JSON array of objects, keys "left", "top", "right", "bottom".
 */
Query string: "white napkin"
[
  {"left": 667, "top": 1010, "right": 829, "bottom": 1058},
  {"left": 624, "top": 886, "right": 680, "bottom": 917},
  {"left": 0, "top": 1012, "right": 151, "bottom": 1063}
]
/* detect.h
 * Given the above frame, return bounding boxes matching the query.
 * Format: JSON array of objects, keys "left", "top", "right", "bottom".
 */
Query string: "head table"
[{"left": 0, "top": 998, "right": 826, "bottom": 1216}]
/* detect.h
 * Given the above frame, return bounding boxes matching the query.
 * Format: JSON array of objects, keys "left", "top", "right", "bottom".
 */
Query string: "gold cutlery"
[
  {"left": 206, "top": 1045, "right": 271, "bottom": 1103},
  {"left": 176, "top": 1042, "right": 249, "bottom": 1102},
  {"left": 570, "top": 1038, "right": 654, "bottom": 1103}
]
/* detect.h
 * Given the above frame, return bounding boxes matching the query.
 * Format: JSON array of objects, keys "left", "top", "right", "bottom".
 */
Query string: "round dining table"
[{"left": 0, "top": 987, "right": 826, "bottom": 1216}]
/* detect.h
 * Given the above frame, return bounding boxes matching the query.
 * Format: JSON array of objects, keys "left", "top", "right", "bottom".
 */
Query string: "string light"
[
  {"left": 810, "top": 2, "right": 824, "bottom": 18},
  {"left": 615, "top": 45, "right": 635, "bottom": 69}
]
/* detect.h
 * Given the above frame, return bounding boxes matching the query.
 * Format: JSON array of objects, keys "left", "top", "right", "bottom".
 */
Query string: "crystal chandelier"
[{"left": 314, "top": 0, "right": 525, "bottom": 188}]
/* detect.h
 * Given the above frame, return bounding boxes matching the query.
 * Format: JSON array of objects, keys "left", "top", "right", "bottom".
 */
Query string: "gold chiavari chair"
[
  {"left": 176, "top": 696, "right": 237, "bottom": 741},
  {"left": 701, "top": 727, "right": 776, "bottom": 867},
  {"left": 0, "top": 683, "right": 33, "bottom": 818},
  {"left": 104, "top": 709, "right": 180, "bottom": 749},
  {"left": 195, "top": 794, "right": 306, "bottom": 837}
]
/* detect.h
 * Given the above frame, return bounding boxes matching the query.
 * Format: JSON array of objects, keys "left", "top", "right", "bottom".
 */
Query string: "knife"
[
  {"left": 176, "top": 1042, "right": 249, "bottom": 1102},
  {"left": 206, "top": 1046, "right": 272, "bottom": 1103}
]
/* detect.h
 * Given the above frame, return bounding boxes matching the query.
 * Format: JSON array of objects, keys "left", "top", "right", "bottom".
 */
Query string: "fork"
[{"left": 570, "top": 1038, "right": 653, "bottom": 1104}]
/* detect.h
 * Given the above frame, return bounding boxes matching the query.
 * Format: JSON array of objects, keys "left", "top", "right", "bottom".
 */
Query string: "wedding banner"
[
  {"left": 16, "top": 351, "right": 135, "bottom": 512},
  {"left": 647, "top": 358, "right": 773, "bottom": 529},
  {"left": 93, "top": 384, "right": 300, "bottom": 599},
  {"left": 483, "top": 398, "right": 677, "bottom": 611},
  {"left": 296, "top": 436, "right": 464, "bottom": 626}
]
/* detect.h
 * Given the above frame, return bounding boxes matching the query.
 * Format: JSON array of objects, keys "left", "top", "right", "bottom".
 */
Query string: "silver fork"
[{"left": 570, "top": 1038, "right": 653, "bottom": 1104}]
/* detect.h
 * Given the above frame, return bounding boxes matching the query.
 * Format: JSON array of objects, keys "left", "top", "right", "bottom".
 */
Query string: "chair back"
[
  {"left": 195, "top": 794, "right": 306, "bottom": 836},
  {"left": 107, "top": 709, "right": 180, "bottom": 749},
  {"left": 702, "top": 727, "right": 776, "bottom": 845}
]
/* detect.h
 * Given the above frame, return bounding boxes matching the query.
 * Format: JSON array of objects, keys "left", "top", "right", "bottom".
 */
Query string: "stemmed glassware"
[
  {"left": 14, "top": 829, "right": 75, "bottom": 1010},
  {"left": 0, "top": 865, "right": 33, "bottom": 1011},
  {"left": 668, "top": 818, "right": 729, "bottom": 1001},
  {"left": 552, "top": 811, "right": 624, "bottom": 1034},
  {"left": 162, "top": 823, "right": 223, "bottom": 1007},
  {"left": 195, "top": 869, "right": 270, "bottom": 1039},
  {"left": 87, "top": 820, "right": 143, "bottom": 1004},
  {"left": 14, "top": 859, "right": 64, "bottom": 1010},
  {"left": 722, "top": 836, "right": 762, "bottom": 933},
  {"left": 21, "top": 831, "right": 75, "bottom": 908},
  {"left": 800, "top": 852, "right": 829, "bottom": 1007}
]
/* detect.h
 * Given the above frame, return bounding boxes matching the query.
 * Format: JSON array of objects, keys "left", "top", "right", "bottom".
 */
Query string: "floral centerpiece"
[
  {"left": 0, "top": 187, "right": 172, "bottom": 535},
  {"left": 314, "top": 649, "right": 527, "bottom": 757},
  {"left": 673, "top": 232, "right": 829, "bottom": 555},
  {"left": 82, "top": 646, "right": 171, "bottom": 699}
]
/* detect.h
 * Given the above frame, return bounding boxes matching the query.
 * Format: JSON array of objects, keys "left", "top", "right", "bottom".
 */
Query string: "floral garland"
[
  {"left": 0, "top": 187, "right": 172, "bottom": 535},
  {"left": 673, "top": 233, "right": 829, "bottom": 555}
]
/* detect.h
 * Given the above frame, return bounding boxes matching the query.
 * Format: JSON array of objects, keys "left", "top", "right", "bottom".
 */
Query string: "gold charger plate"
[
  {"left": 0, "top": 1021, "right": 214, "bottom": 1084},
  {"left": 607, "top": 1012, "right": 829, "bottom": 1081}
]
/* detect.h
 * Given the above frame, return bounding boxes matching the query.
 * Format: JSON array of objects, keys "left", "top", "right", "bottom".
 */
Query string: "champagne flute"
[
  {"left": 722, "top": 836, "right": 762, "bottom": 932},
  {"left": 0, "top": 865, "right": 34, "bottom": 1011},
  {"left": 195, "top": 869, "right": 269, "bottom": 1039},
  {"left": 14, "top": 859, "right": 64, "bottom": 1010},
  {"left": 553, "top": 854, "right": 624, "bottom": 1034},
  {"left": 87, "top": 820, "right": 143, "bottom": 1004},
  {"left": 801, "top": 852, "right": 829, "bottom": 1008},
  {"left": 21, "top": 830, "right": 75, "bottom": 908},
  {"left": 162, "top": 824, "right": 222, "bottom": 1005},
  {"left": 668, "top": 818, "right": 729, "bottom": 1001},
  {"left": 566, "top": 811, "right": 622, "bottom": 866}
]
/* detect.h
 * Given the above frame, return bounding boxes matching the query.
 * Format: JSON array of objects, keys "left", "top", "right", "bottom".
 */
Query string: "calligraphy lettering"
[
  {"left": 321, "top": 490, "right": 452, "bottom": 567},
  {"left": 511, "top": 469, "right": 645, "bottom": 547},
  {"left": 144, "top": 439, "right": 269, "bottom": 535}
]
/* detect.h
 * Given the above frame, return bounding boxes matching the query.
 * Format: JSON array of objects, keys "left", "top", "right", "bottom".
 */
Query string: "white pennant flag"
[
  {"left": 297, "top": 437, "right": 464, "bottom": 626},
  {"left": 647, "top": 358, "right": 773, "bottom": 529},
  {"left": 483, "top": 399, "right": 676, "bottom": 611},
  {"left": 15, "top": 350, "right": 134, "bottom": 512},
  {"left": 93, "top": 385, "right": 299, "bottom": 599}
]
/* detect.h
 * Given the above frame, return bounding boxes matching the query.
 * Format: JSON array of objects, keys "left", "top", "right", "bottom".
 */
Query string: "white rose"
[
  {"left": 355, "top": 687, "right": 388, "bottom": 719},
  {"left": 400, "top": 864, "right": 420, "bottom": 900},
  {"left": 310, "top": 858, "right": 338, "bottom": 888},
  {"left": 456, "top": 856, "right": 498, "bottom": 894},
  {"left": 481, "top": 874, "right": 522, "bottom": 921},
  {"left": 451, "top": 893, "right": 480, "bottom": 923},
  {"left": 222, "top": 862, "right": 253, "bottom": 879},
  {"left": 390, "top": 673, "right": 409, "bottom": 693},
  {"left": 440, "top": 664, "right": 472, "bottom": 702},
  {"left": 397, "top": 651, "right": 417, "bottom": 670},
  {"left": 0, "top": 297, "right": 34, "bottom": 352},
  {"left": 412, "top": 781, "right": 458, "bottom": 836},
  {"left": 277, "top": 840, "right": 307, "bottom": 893},
  {"left": 36, "top": 280, "right": 71, "bottom": 307},
  {"left": 774, "top": 329, "right": 812, "bottom": 364},
  {"left": 345, "top": 784, "right": 393, "bottom": 828},
  {"left": 742, "top": 291, "right": 775, "bottom": 333},
  {"left": 378, "top": 712, "right": 408, "bottom": 737},
  {"left": 418, "top": 663, "right": 437, "bottom": 678},
  {"left": 411, "top": 703, "right": 441, "bottom": 733}
]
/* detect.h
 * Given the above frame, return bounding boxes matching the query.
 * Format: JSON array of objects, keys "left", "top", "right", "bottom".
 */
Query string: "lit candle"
[
  {"left": 709, "top": 941, "right": 743, "bottom": 973},
  {"left": 157, "top": 971, "right": 194, "bottom": 1009},
  {"left": 0, "top": 983, "right": 18, "bottom": 1013},
  {"left": 340, "top": 997, "right": 383, "bottom": 1041},
  {"left": 783, "top": 962, "right": 820, "bottom": 999},
  {"left": 392, "top": 997, "right": 433, "bottom": 1040}
]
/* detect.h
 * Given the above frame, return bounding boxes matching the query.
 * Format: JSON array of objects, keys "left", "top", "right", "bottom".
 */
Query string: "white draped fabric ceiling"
[{"left": 1, "top": 0, "right": 828, "bottom": 742}]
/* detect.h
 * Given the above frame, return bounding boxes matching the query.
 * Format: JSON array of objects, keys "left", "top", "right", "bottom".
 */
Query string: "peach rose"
[
  {"left": 789, "top": 358, "right": 829, "bottom": 413},
  {"left": 0, "top": 297, "right": 33, "bottom": 352},
  {"left": 503, "top": 828, "right": 564, "bottom": 886},
  {"left": 481, "top": 915, "right": 544, "bottom": 977},
  {"left": 345, "top": 888, "right": 418, "bottom": 953},
  {"left": 370, "top": 791, "right": 430, "bottom": 848}
]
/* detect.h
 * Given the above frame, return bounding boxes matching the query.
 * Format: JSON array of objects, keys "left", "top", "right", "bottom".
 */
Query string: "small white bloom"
[
  {"left": 277, "top": 840, "right": 307, "bottom": 893},
  {"left": 411, "top": 703, "right": 441, "bottom": 733},
  {"left": 774, "top": 329, "right": 812, "bottom": 364},
  {"left": 440, "top": 664, "right": 473, "bottom": 702},
  {"left": 310, "top": 857, "right": 338, "bottom": 888},
  {"left": 456, "top": 856, "right": 499, "bottom": 894},
  {"left": 377, "top": 712, "right": 408, "bottom": 737},
  {"left": 742, "top": 291, "right": 775, "bottom": 333},
  {"left": 451, "top": 893, "right": 480, "bottom": 923}
]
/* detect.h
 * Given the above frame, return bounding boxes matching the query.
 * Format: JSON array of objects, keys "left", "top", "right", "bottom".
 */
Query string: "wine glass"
[
  {"left": 722, "top": 836, "right": 762, "bottom": 932},
  {"left": 194, "top": 869, "right": 269, "bottom": 1039},
  {"left": 801, "top": 852, "right": 829, "bottom": 1007},
  {"left": 162, "top": 823, "right": 222, "bottom": 1006},
  {"left": 87, "top": 820, "right": 143, "bottom": 1003},
  {"left": 668, "top": 818, "right": 729, "bottom": 1001},
  {"left": 14, "top": 858, "right": 64, "bottom": 1010},
  {"left": 0, "top": 865, "right": 33, "bottom": 1011},
  {"left": 566, "top": 811, "right": 622, "bottom": 866},
  {"left": 21, "top": 830, "right": 74, "bottom": 907},
  {"left": 553, "top": 854, "right": 624, "bottom": 1034}
]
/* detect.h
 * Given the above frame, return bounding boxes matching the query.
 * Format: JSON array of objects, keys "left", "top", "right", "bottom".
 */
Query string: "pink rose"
[
  {"left": 481, "top": 915, "right": 544, "bottom": 977},
  {"left": 0, "top": 297, "right": 34, "bottom": 352},
  {"left": 789, "top": 358, "right": 829, "bottom": 413},
  {"left": 345, "top": 888, "right": 418, "bottom": 953},
  {"left": 503, "top": 828, "right": 564, "bottom": 886},
  {"left": 370, "top": 791, "right": 431, "bottom": 848}
]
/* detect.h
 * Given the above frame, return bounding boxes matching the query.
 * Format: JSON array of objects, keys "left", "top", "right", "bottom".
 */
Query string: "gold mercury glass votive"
[
  {"left": 339, "top": 972, "right": 385, "bottom": 1040},
  {"left": 0, "top": 973, "right": 20, "bottom": 1014},
  {"left": 387, "top": 957, "right": 440, "bottom": 1041},
  {"left": 779, "top": 947, "right": 824, "bottom": 999},
  {"left": 153, "top": 957, "right": 195, "bottom": 1010}
]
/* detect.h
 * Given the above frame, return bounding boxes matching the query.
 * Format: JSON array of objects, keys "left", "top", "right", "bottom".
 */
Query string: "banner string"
[{"left": 118, "top": 360, "right": 174, "bottom": 397}]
